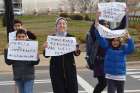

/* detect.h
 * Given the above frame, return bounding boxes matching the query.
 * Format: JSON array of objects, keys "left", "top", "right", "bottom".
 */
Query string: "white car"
[
  {"left": 0, "top": 9, "right": 5, "bottom": 15},
  {"left": 13, "top": 9, "right": 24, "bottom": 15}
]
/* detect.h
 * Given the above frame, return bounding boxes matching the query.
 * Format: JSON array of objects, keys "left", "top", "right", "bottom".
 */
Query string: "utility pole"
[{"left": 4, "top": 0, "right": 14, "bottom": 41}]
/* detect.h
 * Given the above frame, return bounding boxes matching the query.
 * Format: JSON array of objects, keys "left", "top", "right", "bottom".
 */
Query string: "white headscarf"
[{"left": 55, "top": 17, "right": 67, "bottom": 37}]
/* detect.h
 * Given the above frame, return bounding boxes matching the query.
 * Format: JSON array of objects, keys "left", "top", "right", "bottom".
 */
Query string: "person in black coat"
[
  {"left": 86, "top": 14, "right": 127, "bottom": 93},
  {"left": 43, "top": 17, "right": 80, "bottom": 93},
  {"left": 9, "top": 19, "right": 36, "bottom": 42},
  {"left": 4, "top": 29, "right": 40, "bottom": 93}
]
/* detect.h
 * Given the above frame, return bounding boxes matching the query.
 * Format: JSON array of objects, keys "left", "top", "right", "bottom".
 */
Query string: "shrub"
[
  {"left": 69, "top": 14, "right": 83, "bottom": 20},
  {"left": 84, "top": 14, "right": 91, "bottom": 21},
  {"left": 59, "top": 13, "right": 69, "bottom": 18}
]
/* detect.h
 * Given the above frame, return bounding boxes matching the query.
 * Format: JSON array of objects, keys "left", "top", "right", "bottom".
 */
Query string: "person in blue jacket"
[
  {"left": 86, "top": 13, "right": 128, "bottom": 93},
  {"left": 95, "top": 12, "right": 135, "bottom": 93}
]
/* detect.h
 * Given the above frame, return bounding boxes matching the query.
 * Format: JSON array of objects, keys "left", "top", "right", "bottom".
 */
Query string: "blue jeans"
[{"left": 15, "top": 80, "right": 34, "bottom": 93}]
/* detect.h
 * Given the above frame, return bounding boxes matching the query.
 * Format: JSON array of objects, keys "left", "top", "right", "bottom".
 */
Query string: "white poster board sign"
[
  {"left": 45, "top": 36, "right": 76, "bottom": 56},
  {"left": 9, "top": 31, "right": 16, "bottom": 42},
  {"left": 8, "top": 41, "right": 38, "bottom": 61},
  {"left": 97, "top": 24, "right": 127, "bottom": 38},
  {"left": 98, "top": 2, "right": 126, "bottom": 22}
]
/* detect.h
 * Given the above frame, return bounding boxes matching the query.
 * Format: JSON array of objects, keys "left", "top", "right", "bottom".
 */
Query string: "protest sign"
[
  {"left": 9, "top": 31, "right": 16, "bottom": 42},
  {"left": 98, "top": 2, "right": 126, "bottom": 22},
  {"left": 45, "top": 36, "right": 76, "bottom": 56},
  {"left": 8, "top": 41, "right": 38, "bottom": 61},
  {"left": 97, "top": 24, "right": 127, "bottom": 38}
]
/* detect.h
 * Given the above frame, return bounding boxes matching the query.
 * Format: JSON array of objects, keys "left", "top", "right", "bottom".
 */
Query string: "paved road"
[{"left": 0, "top": 68, "right": 140, "bottom": 93}]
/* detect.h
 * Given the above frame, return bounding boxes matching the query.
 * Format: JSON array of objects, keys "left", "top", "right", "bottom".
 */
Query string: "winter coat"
[{"left": 4, "top": 49, "right": 40, "bottom": 80}]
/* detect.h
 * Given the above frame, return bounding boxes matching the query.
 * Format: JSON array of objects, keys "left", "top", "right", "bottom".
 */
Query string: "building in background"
[
  {"left": 0, "top": 0, "right": 61, "bottom": 15},
  {"left": 1, "top": 0, "right": 139, "bottom": 15}
]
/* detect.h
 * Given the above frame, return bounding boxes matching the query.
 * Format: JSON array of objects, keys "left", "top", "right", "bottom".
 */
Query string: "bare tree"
[
  {"left": 127, "top": 0, "right": 140, "bottom": 16},
  {"left": 76, "top": 0, "right": 90, "bottom": 13},
  {"left": 76, "top": 0, "right": 98, "bottom": 13},
  {"left": 67, "top": 0, "right": 77, "bottom": 13}
]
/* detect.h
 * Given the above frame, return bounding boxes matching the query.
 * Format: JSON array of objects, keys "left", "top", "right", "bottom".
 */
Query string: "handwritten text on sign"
[
  {"left": 98, "top": 2, "right": 126, "bottom": 22},
  {"left": 8, "top": 41, "right": 38, "bottom": 61},
  {"left": 45, "top": 36, "right": 76, "bottom": 56},
  {"left": 97, "top": 24, "right": 127, "bottom": 38}
]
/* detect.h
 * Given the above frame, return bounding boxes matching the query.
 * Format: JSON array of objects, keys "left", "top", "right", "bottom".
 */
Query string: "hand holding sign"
[{"left": 43, "top": 41, "right": 48, "bottom": 48}]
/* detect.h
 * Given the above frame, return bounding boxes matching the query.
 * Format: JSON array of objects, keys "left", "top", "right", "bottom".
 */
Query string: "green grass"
[{"left": 0, "top": 14, "right": 140, "bottom": 61}]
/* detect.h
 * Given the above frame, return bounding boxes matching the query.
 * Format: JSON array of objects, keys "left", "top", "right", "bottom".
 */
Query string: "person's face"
[
  {"left": 16, "top": 34, "right": 27, "bottom": 41},
  {"left": 111, "top": 38, "right": 121, "bottom": 48},
  {"left": 56, "top": 19, "right": 67, "bottom": 32},
  {"left": 14, "top": 23, "right": 22, "bottom": 30},
  {"left": 103, "top": 21, "right": 109, "bottom": 28}
]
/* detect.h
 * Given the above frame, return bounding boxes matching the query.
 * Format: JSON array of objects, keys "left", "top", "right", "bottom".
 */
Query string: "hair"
[
  {"left": 109, "top": 38, "right": 122, "bottom": 49},
  {"left": 99, "top": 20, "right": 110, "bottom": 27},
  {"left": 16, "top": 29, "right": 27, "bottom": 37},
  {"left": 14, "top": 19, "right": 23, "bottom": 25},
  {"left": 55, "top": 17, "right": 67, "bottom": 26}
]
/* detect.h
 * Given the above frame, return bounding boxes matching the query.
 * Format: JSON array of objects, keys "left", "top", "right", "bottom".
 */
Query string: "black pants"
[
  {"left": 107, "top": 79, "right": 125, "bottom": 93},
  {"left": 93, "top": 76, "right": 107, "bottom": 93},
  {"left": 50, "top": 62, "right": 78, "bottom": 93}
]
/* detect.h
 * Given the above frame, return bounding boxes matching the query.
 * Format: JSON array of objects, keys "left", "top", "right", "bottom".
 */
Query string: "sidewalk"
[{"left": 0, "top": 52, "right": 140, "bottom": 73}]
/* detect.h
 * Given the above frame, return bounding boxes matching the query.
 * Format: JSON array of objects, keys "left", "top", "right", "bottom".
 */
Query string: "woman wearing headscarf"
[{"left": 43, "top": 17, "right": 80, "bottom": 93}]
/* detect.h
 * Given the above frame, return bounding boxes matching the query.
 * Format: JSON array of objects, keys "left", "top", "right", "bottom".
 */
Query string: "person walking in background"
[
  {"left": 4, "top": 29, "right": 40, "bottom": 93},
  {"left": 43, "top": 17, "right": 81, "bottom": 93}
]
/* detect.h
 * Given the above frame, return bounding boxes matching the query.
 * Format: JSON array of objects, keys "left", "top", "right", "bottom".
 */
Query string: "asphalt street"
[{"left": 0, "top": 67, "right": 140, "bottom": 93}]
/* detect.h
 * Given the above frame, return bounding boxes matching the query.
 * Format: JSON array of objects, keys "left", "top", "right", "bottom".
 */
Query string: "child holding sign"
[
  {"left": 4, "top": 29, "right": 40, "bottom": 93},
  {"left": 9, "top": 19, "right": 36, "bottom": 42},
  {"left": 43, "top": 17, "right": 80, "bottom": 93},
  {"left": 94, "top": 11, "right": 135, "bottom": 93}
]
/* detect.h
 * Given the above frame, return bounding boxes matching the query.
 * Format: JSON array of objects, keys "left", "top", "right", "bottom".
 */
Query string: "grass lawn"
[{"left": 0, "top": 14, "right": 140, "bottom": 61}]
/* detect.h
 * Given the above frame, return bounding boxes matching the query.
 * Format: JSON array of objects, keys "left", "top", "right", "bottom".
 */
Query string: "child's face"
[
  {"left": 16, "top": 34, "right": 27, "bottom": 41},
  {"left": 14, "top": 23, "right": 22, "bottom": 30},
  {"left": 56, "top": 19, "right": 67, "bottom": 32},
  {"left": 103, "top": 21, "right": 109, "bottom": 28},
  {"left": 111, "top": 38, "right": 121, "bottom": 48}
]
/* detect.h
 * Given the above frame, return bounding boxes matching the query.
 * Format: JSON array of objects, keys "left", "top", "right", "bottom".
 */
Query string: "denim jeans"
[
  {"left": 107, "top": 79, "right": 125, "bottom": 93},
  {"left": 15, "top": 80, "right": 34, "bottom": 93}
]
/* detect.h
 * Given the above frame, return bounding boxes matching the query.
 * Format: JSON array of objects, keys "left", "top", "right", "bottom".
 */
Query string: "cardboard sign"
[
  {"left": 45, "top": 36, "right": 76, "bottom": 56},
  {"left": 97, "top": 24, "right": 127, "bottom": 38},
  {"left": 8, "top": 41, "right": 38, "bottom": 61},
  {"left": 98, "top": 2, "right": 126, "bottom": 22}
]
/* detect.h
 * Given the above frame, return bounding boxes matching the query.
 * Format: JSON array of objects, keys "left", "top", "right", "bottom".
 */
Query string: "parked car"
[
  {"left": 0, "top": 9, "right": 5, "bottom": 15},
  {"left": 0, "top": 8, "right": 24, "bottom": 16},
  {"left": 13, "top": 9, "right": 24, "bottom": 16}
]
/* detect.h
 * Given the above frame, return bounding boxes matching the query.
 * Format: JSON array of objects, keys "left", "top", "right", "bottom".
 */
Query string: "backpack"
[{"left": 85, "top": 31, "right": 98, "bottom": 70}]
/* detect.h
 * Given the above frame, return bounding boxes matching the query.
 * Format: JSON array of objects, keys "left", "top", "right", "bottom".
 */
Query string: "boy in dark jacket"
[
  {"left": 4, "top": 29, "right": 39, "bottom": 93},
  {"left": 9, "top": 19, "right": 36, "bottom": 42}
]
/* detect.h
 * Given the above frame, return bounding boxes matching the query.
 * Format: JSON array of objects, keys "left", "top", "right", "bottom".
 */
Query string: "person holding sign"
[
  {"left": 86, "top": 21, "right": 108, "bottom": 93},
  {"left": 43, "top": 17, "right": 80, "bottom": 93},
  {"left": 4, "top": 29, "right": 40, "bottom": 93},
  {"left": 86, "top": 6, "right": 128, "bottom": 93},
  {"left": 9, "top": 19, "right": 36, "bottom": 42},
  {"left": 94, "top": 10, "right": 135, "bottom": 93}
]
